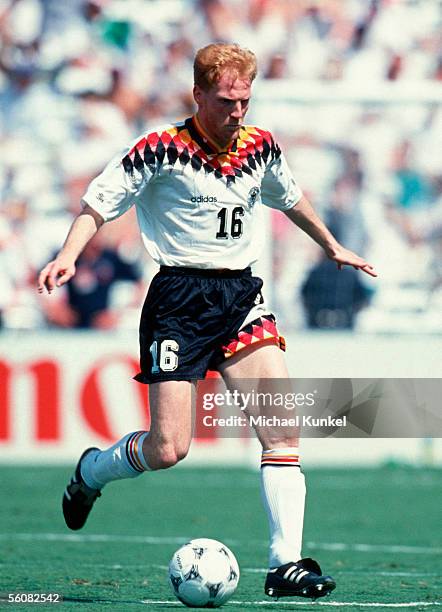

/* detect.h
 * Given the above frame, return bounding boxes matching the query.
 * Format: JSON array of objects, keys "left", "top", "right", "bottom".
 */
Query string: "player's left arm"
[{"left": 285, "top": 195, "right": 378, "bottom": 277}]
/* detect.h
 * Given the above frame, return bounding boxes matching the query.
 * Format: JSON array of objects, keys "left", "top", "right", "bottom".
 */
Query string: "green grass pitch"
[{"left": 0, "top": 464, "right": 441, "bottom": 610}]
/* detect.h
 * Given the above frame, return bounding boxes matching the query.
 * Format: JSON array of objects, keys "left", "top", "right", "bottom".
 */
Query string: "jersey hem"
[
  {"left": 133, "top": 372, "right": 206, "bottom": 385},
  {"left": 221, "top": 336, "right": 286, "bottom": 361}
]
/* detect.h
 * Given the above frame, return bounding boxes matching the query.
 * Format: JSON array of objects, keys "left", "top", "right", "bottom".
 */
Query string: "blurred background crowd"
[{"left": 1, "top": 0, "right": 441, "bottom": 333}]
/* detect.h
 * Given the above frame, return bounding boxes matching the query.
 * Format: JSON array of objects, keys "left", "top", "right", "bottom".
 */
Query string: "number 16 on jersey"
[{"left": 150, "top": 339, "right": 179, "bottom": 373}]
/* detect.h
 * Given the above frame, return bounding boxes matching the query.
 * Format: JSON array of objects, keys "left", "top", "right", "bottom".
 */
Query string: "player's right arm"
[
  {"left": 37, "top": 204, "right": 104, "bottom": 294},
  {"left": 38, "top": 129, "right": 155, "bottom": 294}
]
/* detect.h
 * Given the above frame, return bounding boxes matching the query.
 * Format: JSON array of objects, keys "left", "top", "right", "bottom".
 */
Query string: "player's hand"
[
  {"left": 38, "top": 258, "right": 76, "bottom": 294},
  {"left": 329, "top": 246, "right": 378, "bottom": 277}
]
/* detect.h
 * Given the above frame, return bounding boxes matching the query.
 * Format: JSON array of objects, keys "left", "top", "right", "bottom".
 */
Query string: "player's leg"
[
  {"left": 219, "top": 342, "right": 335, "bottom": 599},
  {"left": 219, "top": 342, "right": 304, "bottom": 560},
  {"left": 62, "top": 380, "right": 194, "bottom": 530},
  {"left": 142, "top": 381, "right": 195, "bottom": 470},
  {"left": 80, "top": 380, "right": 194, "bottom": 482}
]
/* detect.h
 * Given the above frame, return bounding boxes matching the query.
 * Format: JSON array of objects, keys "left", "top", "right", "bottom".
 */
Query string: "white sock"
[
  {"left": 260, "top": 448, "right": 305, "bottom": 568},
  {"left": 80, "top": 431, "right": 151, "bottom": 490}
]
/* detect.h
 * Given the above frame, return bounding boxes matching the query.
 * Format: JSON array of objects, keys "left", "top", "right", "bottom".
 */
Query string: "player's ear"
[{"left": 193, "top": 85, "right": 203, "bottom": 105}]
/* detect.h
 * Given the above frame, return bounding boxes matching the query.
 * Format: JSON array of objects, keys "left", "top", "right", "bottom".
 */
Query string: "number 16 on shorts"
[{"left": 150, "top": 339, "right": 179, "bottom": 373}]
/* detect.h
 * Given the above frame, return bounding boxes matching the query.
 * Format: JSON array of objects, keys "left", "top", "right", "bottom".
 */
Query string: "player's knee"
[
  {"left": 175, "top": 443, "right": 190, "bottom": 463},
  {"left": 153, "top": 446, "right": 179, "bottom": 469},
  {"left": 149, "top": 443, "right": 188, "bottom": 470}
]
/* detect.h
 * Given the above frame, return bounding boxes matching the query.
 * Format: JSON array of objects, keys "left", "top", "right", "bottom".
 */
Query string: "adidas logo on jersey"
[{"left": 191, "top": 195, "right": 218, "bottom": 203}]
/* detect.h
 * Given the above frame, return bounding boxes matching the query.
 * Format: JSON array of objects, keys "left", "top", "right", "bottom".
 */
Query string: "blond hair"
[{"left": 194, "top": 43, "right": 257, "bottom": 91}]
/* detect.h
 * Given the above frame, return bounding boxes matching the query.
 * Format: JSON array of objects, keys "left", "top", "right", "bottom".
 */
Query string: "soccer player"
[{"left": 38, "top": 43, "right": 376, "bottom": 600}]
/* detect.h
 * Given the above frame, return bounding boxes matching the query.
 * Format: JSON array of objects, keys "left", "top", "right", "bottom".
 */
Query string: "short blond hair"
[{"left": 194, "top": 43, "right": 257, "bottom": 91}]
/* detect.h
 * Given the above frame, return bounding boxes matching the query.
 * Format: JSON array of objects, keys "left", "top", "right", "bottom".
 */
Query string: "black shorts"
[{"left": 134, "top": 266, "right": 284, "bottom": 384}]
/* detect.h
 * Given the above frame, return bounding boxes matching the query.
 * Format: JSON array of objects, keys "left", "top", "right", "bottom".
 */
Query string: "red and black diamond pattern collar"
[{"left": 122, "top": 116, "right": 281, "bottom": 187}]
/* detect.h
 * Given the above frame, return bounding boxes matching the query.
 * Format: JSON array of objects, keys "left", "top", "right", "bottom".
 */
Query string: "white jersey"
[{"left": 82, "top": 115, "right": 302, "bottom": 269}]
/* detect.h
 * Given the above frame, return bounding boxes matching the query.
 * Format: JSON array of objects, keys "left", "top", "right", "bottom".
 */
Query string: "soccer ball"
[{"left": 168, "top": 538, "right": 240, "bottom": 608}]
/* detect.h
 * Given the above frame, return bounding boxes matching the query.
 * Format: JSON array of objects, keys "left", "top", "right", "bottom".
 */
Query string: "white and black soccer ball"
[{"left": 168, "top": 538, "right": 240, "bottom": 608}]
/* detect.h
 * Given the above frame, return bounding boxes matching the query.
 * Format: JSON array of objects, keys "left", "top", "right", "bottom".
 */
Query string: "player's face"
[{"left": 194, "top": 71, "right": 252, "bottom": 148}]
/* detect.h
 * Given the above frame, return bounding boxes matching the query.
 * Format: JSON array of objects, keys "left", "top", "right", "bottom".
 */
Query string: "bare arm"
[
  {"left": 285, "top": 195, "right": 377, "bottom": 277},
  {"left": 38, "top": 204, "right": 105, "bottom": 294}
]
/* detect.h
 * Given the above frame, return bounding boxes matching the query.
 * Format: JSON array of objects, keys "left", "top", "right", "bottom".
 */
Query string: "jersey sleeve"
[
  {"left": 81, "top": 136, "right": 153, "bottom": 222},
  {"left": 261, "top": 148, "right": 303, "bottom": 212}
]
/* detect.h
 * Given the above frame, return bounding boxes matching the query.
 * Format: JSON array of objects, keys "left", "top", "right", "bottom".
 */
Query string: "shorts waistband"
[{"left": 159, "top": 266, "right": 252, "bottom": 278}]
